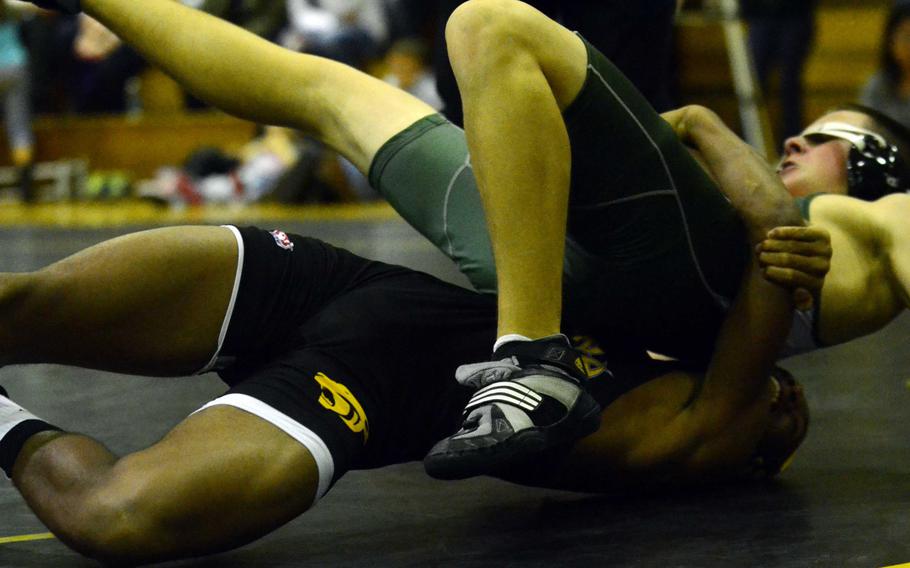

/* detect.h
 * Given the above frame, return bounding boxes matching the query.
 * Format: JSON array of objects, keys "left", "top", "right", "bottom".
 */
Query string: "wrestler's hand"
[{"left": 756, "top": 225, "right": 832, "bottom": 310}]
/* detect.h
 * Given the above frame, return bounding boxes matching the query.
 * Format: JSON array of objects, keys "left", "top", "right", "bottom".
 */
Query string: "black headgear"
[{"left": 802, "top": 122, "right": 910, "bottom": 200}]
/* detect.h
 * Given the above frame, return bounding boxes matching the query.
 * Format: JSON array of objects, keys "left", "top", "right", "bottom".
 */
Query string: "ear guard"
[{"left": 800, "top": 122, "right": 910, "bottom": 201}]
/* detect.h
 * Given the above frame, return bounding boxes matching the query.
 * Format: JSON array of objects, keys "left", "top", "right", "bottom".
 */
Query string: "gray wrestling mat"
[{"left": 1, "top": 218, "right": 909, "bottom": 567}]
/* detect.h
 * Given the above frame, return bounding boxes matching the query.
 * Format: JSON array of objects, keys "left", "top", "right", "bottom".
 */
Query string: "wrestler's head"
[
  {"left": 749, "top": 366, "right": 810, "bottom": 478},
  {"left": 778, "top": 104, "right": 910, "bottom": 200}
]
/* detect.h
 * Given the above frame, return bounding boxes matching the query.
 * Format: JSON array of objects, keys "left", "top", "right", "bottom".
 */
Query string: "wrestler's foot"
[
  {"left": 424, "top": 334, "right": 602, "bottom": 480},
  {"left": 27, "top": 0, "right": 80, "bottom": 13}
]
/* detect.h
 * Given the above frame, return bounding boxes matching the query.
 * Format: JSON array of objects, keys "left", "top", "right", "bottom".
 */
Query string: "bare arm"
[
  {"left": 873, "top": 193, "right": 910, "bottom": 307},
  {"left": 663, "top": 105, "right": 828, "bottom": 308},
  {"left": 662, "top": 105, "right": 803, "bottom": 239},
  {"left": 527, "top": 253, "right": 794, "bottom": 492},
  {"left": 647, "top": 107, "right": 801, "bottom": 474},
  {"left": 676, "top": 254, "right": 793, "bottom": 471}
]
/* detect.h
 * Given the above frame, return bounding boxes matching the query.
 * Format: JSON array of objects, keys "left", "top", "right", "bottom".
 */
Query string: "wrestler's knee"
[{"left": 446, "top": 0, "right": 537, "bottom": 74}]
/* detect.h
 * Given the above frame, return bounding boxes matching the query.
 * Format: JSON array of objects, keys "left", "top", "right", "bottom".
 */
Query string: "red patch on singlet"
[{"left": 270, "top": 229, "right": 294, "bottom": 251}]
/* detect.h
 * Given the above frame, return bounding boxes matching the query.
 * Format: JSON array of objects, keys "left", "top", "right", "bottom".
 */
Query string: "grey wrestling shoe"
[{"left": 424, "top": 334, "right": 602, "bottom": 480}]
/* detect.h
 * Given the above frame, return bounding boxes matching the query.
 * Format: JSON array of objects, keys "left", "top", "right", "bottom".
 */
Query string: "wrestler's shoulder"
[{"left": 808, "top": 192, "right": 910, "bottom": 229}]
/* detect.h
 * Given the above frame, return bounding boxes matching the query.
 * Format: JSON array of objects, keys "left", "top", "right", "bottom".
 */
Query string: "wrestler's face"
[{"left": 777, "top": 111, "right": 873, "bottom": 197}]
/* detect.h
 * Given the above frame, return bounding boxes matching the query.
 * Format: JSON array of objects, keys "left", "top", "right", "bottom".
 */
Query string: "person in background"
[
  {"left": 742, "top": 0, "right": 818, "bottom": 145},
  {"left": 0, "top": 1, "right": 35, "bottom": 201},
  {"left": 197, "top": 0, "right": 286, "bottom": 42},
  {"left": 860, "top": 1, "right": 910, "bottom": 129},
  {"left": 282, "top": 0, "right": 389, "bottom": 68},
  {"left": 382, "top": 38, "right": 441, "bottom": 110}
]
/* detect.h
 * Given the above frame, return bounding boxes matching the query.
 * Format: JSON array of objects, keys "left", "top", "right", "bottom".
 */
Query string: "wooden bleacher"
[{"left": 0, "top": 65, "right": 256, "bottom": 180}]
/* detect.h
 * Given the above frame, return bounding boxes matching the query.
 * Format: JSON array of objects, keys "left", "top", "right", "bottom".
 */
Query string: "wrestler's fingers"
[
  {"left": 757, "top": 238, "right": 832, "bottom": 258},
  {"left": 766, "top": 225, "right": 831, "bottom": 243},
  {"left": 762, "top": 265, "right": 825, "bottom": 292},
  {"left": 758, "top": 252, "right": 830, "bottom": 276}
]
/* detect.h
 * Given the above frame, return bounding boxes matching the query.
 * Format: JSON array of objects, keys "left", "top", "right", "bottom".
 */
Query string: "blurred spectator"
[
  {"left": 71, "top": 15, "right": 145, "bottom": 113},
  {"left": 19, "top": 10, "right": 77, "bottom": 114},
  {"left": 140, "top": 126, "right": 302, "bottom": 206},
  {"left": 432, "top": 0, "right": 679, "bottom": 127},
  {"left": 384, "top": 0, "right": 434, "bottom": 43},
  {"left": 282, "top": 0, "right": 389, "bottom": 67},
  {"left": 382, "top": 38, "right": 442, "bottom": 109},
  {"left": 742, "top": 0, "right": 818, "bottom": 144},
  {"left": 196, "top": 0, "right": 287, "bottom": 41},
  {"left": 49, "top": 0, "right": 285, "bottom": 114},
  {"left": 860, "top": 1, "right": 910, "bottom": 129},
  {"left": 0, "top": 1, "right": 35, "bottom": 199}
]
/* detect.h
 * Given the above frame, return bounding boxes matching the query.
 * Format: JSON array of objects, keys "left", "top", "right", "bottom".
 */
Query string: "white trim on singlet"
[
  {"left": 194, "top": 393, "right": 335, "bottom": 502},
  {"left": 196, "top": 225, "right": 244, "bottom": 374},
  {"left": 584, "top": 63, "right": 730, "bottom": 309},
  {"left": 442, "top": 149, "right": 473, "bottom": 258}
]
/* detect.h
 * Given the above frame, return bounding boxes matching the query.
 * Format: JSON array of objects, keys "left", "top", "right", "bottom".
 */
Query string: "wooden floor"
[{"left": 0, "top": 206, "right": 909, "bottom": 567}]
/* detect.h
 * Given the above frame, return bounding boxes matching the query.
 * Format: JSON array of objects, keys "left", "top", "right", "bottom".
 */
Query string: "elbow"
[{"left": 681, "top": 105, "right": 722, "bottom": 133}]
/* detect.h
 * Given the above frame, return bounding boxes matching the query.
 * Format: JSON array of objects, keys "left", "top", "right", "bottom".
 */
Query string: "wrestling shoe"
[
  {"left": 424, "top": 334, "right": 602, "bottom": 480},
  {"left": 27, "top": 0, "right": 80, "bottom": 14}
]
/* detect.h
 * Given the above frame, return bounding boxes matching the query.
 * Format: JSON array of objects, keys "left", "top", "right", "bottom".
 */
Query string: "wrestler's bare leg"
[
  {"left": 445, "top": 0, "right": 588, "bottom": 339},
  {"left": 11, "top": 405, "right": 317, "bottom": 565},
  {"left": 81, "top": 0, "right": 435, "bottom": 175},
  {"left": 0, "top": 226, "right": 237, "bottom": 375}
]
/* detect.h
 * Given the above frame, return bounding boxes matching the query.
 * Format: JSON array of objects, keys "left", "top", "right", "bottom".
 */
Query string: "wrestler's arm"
[
  {"left": 644, "top": 111, "right": 803, "bottom": 475},
  {"left": 872, "top": 193, "right": 910, "bottom": 305},
  {"left": 663, "top": 105, "right": 830, "bottom": 308},
  {"left": 662, "top": 105, "right": 798, "bottom": 241},
  {"left": 526, "top": 254, "right": 794, "bottom": 492},
  {"left": 668, "top": 255, "right": 793, "bottom": 475}
]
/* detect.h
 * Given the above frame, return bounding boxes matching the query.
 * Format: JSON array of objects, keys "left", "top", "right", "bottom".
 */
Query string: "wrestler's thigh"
[
  {"left": 310, "top": 56, "right": 438, "bottom": 174},
  {"left": 100, "top": 406, "right": 317, "bottom": 561},
  {"left": 563, "top": 39, "right": 747, "bottom": 299},
  {"left": 16, "top": 226, "right": 237, "bottom": 375},
  {"left": 369, "top": 115, "right": 497, "bottom": 294}
]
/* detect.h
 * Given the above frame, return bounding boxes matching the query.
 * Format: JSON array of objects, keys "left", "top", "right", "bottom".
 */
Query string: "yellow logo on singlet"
[
  {"left": 572, "top": 335, "right": 607, "bottom": 379},
  {"left": 313, "top": 372, "right": 369, "bottom": 443}
]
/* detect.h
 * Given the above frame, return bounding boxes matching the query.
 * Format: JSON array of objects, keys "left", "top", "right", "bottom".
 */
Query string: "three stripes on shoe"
[{"left": 464, "top": 381, "right": 543, "bottom": 414}]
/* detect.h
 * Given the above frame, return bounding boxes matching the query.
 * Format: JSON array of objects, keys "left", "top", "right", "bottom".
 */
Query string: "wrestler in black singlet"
[{"left": 207, "top": 227, "right": 674, "bottom": 495}]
